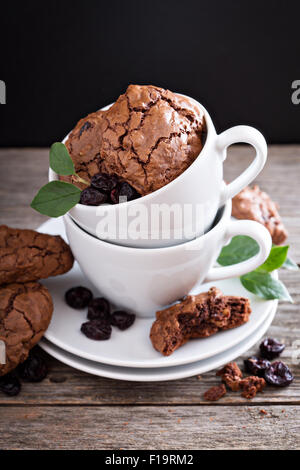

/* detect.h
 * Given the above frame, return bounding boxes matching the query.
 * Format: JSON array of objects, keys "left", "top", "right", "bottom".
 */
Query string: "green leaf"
[
  {"left": 282, "top": 255, "right": 299, "bottom": 271},
  {"left": 256, "top": 245, "right": 289, "bottom": 273},
  {"left": 240, "top": 271, "right": 293, "bottom": 302},
  {"left": 31, "top": 181, "right": 81, "bottom": 217},
  {"left": 217, "top": 235, "right": 259, "bottom": 266},
  {"left": 49, "top": 143, "right": 75, "bottom": 176}
]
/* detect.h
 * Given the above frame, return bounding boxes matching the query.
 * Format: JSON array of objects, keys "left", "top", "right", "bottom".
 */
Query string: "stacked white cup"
[{"left": 50, "top": 97, "right": 272, "bottom": 317}]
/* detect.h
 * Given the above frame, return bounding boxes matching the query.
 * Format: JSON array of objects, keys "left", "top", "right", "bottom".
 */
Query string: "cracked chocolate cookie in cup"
[{"left": 50, "top": 84, "right": 268, "bottom": 248}]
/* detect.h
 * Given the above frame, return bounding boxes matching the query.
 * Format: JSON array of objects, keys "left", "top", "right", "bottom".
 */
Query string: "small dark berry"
[
  {"left": 80, "top": 187, "right": 108, "bottom": 206},
  {"left": 18, "top": 350, "right": 48, "bottom": 383},
  {"left": 110, "top": 187, "right": 120, "bottom": 204},
  {"left": 87, "top": 297, "right": 110, "bottom": 321},
  {"left": 91, "top": 173, "right": 119, "bottom": 192},
  {"left": 260, "top": 338, "right": 285, "bottom": 359},
  {"left": 244, "top": 356, "right": 271, "bottom": 377},
  {"left": 264, "top": 361, "right": 294, "bottom": 387},
  {"left": 65, "top": 286, "right": 93, "bottom": 309},
  {"left": 0, "top": 373, "right": 21, "bottom": 396},
  {"left": 110, "top": 311, "right": 135, "bottom": 330},
  {"left": 81, "top": 320, "right": 112, "bottom": 340},
  {"left": 119, "top": 182, "right": 140, "bottom": 201}
]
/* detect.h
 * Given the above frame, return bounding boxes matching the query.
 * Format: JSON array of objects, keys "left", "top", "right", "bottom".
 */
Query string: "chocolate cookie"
[
  {"left": 0, "top": 282, "right": 53, "bottom": 375},
  {"left": 150, "top": 287, "right": 251, "bottom": 356},
  {"left": 232, "top": 185, "right": 288, "bottom": 245},
  {"left": 65, "top": 84, "right": 206, "bottom": 195},
  {"left": 99, "top": 85, "right": 205, "bottom": 195},
  {"left": 62, "top": 110, "right": 106, "bottom": 189},
  {"left": 0, "top": 225, "right": 74, "bottom": 284}
]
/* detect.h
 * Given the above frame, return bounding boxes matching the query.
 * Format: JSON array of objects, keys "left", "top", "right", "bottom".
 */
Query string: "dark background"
[{"left": 0, "top": 0, "right": 299, "bottom": 146}]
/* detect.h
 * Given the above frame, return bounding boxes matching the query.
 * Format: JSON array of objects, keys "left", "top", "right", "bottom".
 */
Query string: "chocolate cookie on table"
[
  {"left": 0, "top": 225, "right": 74, "bottom": 284},
  {"left": 150, "top": 287, "right": 251, "bottom": 356},
  {"left": 0, "top": 282, "right": 53, "bottom": 375},
  {"left": 232, "top": 185, "right": 288, "bottom": 245}
]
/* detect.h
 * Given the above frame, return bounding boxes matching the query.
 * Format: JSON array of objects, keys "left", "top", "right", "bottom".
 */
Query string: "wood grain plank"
[{"left": 0, "top": 405, "right": 299, "bottom": 449}]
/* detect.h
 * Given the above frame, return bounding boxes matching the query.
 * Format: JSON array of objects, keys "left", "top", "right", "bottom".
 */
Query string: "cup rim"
[
  {"left": 64, "top": 198, "right": 231, "bottom": 254},
  {"left": 49, "top": 93, "right": 215, "bottom": 213}
]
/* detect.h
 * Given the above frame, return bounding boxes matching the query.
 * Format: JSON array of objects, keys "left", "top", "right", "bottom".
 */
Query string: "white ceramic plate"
[
  {"left": 39, "top": 303, "right": 277, "bottom": 382},
  {"left": 39, "top": 218, "right": 278, "bottom": 368}
]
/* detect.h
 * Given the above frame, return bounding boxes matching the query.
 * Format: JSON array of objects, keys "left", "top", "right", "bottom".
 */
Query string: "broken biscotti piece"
[
  {"left": 0, "top": 282, "right": 53, "bottom": 375},
  {"left": 150, "top": 287, "right": 251, "bottom": 356},
  {"left": 0, "top": 225, "right": 74, "bottom": 284},
  {"left": 232, "top": 185, "right": 288, "bottom": 245}
]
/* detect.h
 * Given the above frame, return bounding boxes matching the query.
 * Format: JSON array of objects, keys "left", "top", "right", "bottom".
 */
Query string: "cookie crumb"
[
  {"left": 240, "top": 376, "right": 266, "bottom": 399},
  {"left": 204, "top": 383, "right": 227, "bottom": 401},
  {"left": 216, "top": 362, "right": 243, "bottom": 391}
]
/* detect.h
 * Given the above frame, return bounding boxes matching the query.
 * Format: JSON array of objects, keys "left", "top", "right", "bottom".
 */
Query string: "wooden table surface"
[{"left": 0, "top": 146, "right": 299, "bottom": 450}]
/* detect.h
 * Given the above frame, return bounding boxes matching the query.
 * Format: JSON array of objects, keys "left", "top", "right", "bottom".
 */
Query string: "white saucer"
[
  {"left": 39, "top": 302, "right": 277, "bottom": 382},
  {"left": 38, "top": 218, "right": 278, "bottom": 369}
]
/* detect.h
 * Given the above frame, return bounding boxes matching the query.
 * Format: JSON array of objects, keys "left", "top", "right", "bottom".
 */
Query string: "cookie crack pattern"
[
  {"left": 65, "top": 85, "right": 205, "bottom": 195},
  {"left": 4, "top": 286, "right": 24, "bottom": 316},
  {"left": 14, "top": 306, "right": 36, "bottom": 337},
  {"left": 104, "top": 91, "right": 194, "bottom": 172}
]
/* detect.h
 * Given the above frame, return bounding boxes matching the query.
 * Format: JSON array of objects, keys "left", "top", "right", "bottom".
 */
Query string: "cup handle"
[
  {"left": 204, "top": 219, "right": 272, "bottom": 282},
  {"left": 217, "top": 125, "right": 267, "bottom": 206}
]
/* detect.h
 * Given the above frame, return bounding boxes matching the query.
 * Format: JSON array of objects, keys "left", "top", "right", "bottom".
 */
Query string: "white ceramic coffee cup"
[
  {"left": 50, "top": 96, "right": 267, "bottom": 248},
  {"left": 63, "top": 199, "right": 272, "bottom": 318}
]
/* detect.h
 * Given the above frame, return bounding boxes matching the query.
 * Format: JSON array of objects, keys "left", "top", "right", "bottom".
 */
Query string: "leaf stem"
[{"left": 73, "top": 173, "right": 89, "bottom": 186}]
